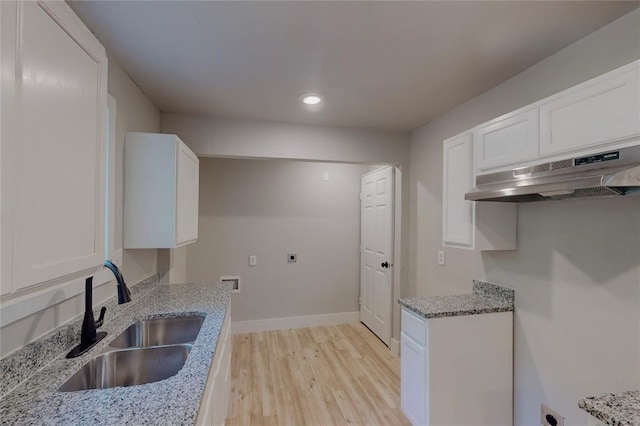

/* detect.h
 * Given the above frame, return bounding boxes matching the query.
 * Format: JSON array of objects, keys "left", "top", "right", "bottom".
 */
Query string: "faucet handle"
[{"left": 95, "top": 306, "right": 107, "bottom": 329}]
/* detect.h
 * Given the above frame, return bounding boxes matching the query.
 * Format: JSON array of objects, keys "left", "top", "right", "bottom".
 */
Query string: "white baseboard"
[
  {"left": 232, "top": 311, "right": 360, "bottom": 334},
  {"left": 390, "top": 337, "right": 400, "bottom": 356}
]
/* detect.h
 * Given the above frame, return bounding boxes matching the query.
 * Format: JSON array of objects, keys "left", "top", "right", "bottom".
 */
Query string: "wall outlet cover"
[
  {"left": 288, "top": 253, "right": 297, "bottom": 263},
  {"left": 249, "top": 255, "right": 257, "bottom": 266},
  {"left": 437, "top": 250, "right": 445, "bottom": 266}
]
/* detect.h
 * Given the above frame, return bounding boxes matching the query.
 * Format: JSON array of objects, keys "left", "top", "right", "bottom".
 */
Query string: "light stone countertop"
[
  {"left": 579, "top": 391, "right": 640, "bottom": 426},
  {"left": 0, "top": 281, "right": 233, "bottom": 426},
  {"left": 398, "top": 280, "right": 514, "bottom": 319}
]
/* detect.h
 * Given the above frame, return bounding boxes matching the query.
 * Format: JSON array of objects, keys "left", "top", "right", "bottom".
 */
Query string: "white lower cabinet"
[
  {"left": 401, "top": 331, "right": 427, "bottom": 425},
  {"left": 197, "top": 303, "right": 232, "bottom": 426},
  {"left": 400, "top": 307, "right": 513, "bottom": 426}
]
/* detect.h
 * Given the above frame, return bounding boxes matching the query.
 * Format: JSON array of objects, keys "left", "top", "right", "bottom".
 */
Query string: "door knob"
[{"left": 381, "top": 261, "right": 390, "bottom": 269}]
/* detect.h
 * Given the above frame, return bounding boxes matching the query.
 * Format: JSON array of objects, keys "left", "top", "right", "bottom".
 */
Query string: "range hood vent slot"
[
  {"left": 550, "top": 159, "right": 573, "bottom": 170},
  {"left": 531, "top": 163, "right": 551, "bottom": 174},
  {"left": 549, "top": 186, "right": 623, "bottom": 200}
]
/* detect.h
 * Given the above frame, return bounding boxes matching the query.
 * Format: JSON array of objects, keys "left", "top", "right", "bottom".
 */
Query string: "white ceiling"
[{"left": 69, "top": 1, "right": 639, "bottom": 132}]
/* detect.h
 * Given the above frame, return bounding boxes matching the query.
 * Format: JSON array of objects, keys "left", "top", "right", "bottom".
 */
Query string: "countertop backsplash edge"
[{"left": 472, "top": 280, "right": 515, "bottom": 304}]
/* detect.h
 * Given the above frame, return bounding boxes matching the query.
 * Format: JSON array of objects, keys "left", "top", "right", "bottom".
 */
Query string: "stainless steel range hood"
[{"left": 465, "top": 145, "right": 640, "bottom": 202}]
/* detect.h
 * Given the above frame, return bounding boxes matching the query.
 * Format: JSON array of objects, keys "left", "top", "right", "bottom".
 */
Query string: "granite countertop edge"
[
  {"left": 0, "top": 281, "right": 233, "bottom": 426},
  {"left": 398, "top": 280, "right": 515, "bottom": 319},
  {"left": 579, "top": 390, "right": 640, "bottom": 426},
  {"left": 399, "top": 296, "right": 514, "bottom": 319}
]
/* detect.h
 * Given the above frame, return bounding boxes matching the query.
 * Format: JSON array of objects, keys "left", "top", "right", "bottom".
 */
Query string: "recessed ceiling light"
[{"left": 301, "top": 94, "right": 323, "bottom": 105}]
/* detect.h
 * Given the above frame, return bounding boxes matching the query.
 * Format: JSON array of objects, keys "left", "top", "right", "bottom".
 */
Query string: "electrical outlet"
[
  {"left": 249, "top": 255, "right": 257, "bottom": 266},
  {"left": 437, "top": 250, "right": 445, "bottom": 266},
  {"left": 288, "top": 253, "right": 297, "bottom": 263},
  {"left": 541, "top": 404, "right": 564, "bottom": 426}
]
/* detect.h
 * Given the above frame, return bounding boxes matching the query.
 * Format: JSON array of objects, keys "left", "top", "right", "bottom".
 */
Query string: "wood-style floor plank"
[{"left": 226, "top": 323, "right": 410, "bottom": 426}]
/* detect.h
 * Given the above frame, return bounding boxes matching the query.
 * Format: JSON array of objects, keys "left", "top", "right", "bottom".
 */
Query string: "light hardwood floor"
[{"left": 226, "top": 323, "right": 410, "bottom": 426}]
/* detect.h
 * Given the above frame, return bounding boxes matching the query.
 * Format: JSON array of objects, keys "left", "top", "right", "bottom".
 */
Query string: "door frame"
[{"left": 391, "top": 165, "right": 402, "bottom": 356}]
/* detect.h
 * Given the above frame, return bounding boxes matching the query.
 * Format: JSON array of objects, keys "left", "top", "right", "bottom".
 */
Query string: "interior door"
[{"left": 360, "top": 166, "right": 393, "bottom": 345}]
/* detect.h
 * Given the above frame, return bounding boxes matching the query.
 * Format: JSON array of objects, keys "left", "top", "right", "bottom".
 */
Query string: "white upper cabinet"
[
  {"left": 475, "top": 107, "right": 539, "bottom": 173},
  {"left": 124, "top": 133, "right": 199, "bottom": 249},
  {"left": 1, "top": 0, "right": 107, "bottom": 294},
  {"left": 471, "top": 60, "right": 640, "bottom": 176},
  {"left": 443, "top": 133, "right": 474, "bottom": 247},
  {"left": 442, "top": 133, "right": 517, "bottom": 251},
  {"left": 443, "top": 62, "right": 639, "bottom": 250},
  {"left": 176, "top": 143, "right": 200, "bottom": 246},
  {"left": 539, "top": 61, "right": 640, "bottom": 156}
]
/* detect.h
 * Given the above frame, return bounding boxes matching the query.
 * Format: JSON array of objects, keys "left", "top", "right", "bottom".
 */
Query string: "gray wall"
[
  {"left": 187, "top": 158, "right": 369, "bottom": 322},
  {"left": 410, "top": 9, "right": 640, "bottom": 425},
  {"left": 108, "top": 52, "right": 163, "bottom": 284},
  {"left": 160, "top": 114, "right": 410, "bottom": 164},
  {"left": 161, "top": 114, "right": 411, "bottom": 340}
]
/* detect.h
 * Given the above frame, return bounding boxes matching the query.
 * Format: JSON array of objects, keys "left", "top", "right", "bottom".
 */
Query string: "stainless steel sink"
[
  {"left": 109, "top": 315, "right": 205, "bottom": 349},
  {"left": 59, "top": 344, "right": 192, "bottom": 392}
]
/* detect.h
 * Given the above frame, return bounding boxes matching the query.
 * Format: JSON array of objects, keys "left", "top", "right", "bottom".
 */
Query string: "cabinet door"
[
  {"left": 401, "top": 332, "right": 427, "bottom": 426},
  {"left": 0, "top": 0, "right": 17, "bottom": 295},
  {"left": 176, "top": 139, "right": 199, "bottom": 246},
  {"left": 540, "top": 62, "right": 640, "bottom": 156},
  {"left": 443, "top": 133, "right": 474, "bottom": 248},
  {"left": 475, "top": 108, "right": 539, "bottom": 172},
  {"left": 6, "top": 1, "right": 106, "bottom": 292}
]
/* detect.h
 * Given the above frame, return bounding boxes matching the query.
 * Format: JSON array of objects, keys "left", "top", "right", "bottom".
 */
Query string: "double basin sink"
[{"left": 59, "top": 315, "right": 205, "bottom": 392}]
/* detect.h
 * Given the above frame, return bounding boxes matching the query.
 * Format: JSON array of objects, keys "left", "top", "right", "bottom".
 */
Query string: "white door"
[{"left": 360, "top": 167, "right": 393, "bottom": 345}]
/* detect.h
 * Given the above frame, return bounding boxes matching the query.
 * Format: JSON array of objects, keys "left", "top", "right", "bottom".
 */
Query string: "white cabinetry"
[
  {"left": 1, "top": 0, "right": 107, "bottom": 295},
  {"left": 443, "top": 61, "right": 640, "bottom": 249},
  {"left": 443, "top": 133, "right": 517, "bottom": 250},
  {"left": 400, "top": 307, "right": 428, "bottom": 425},
  {"left": 471, "top": 60, "right": 640, "bottom": 177},
  {"left": 197, "top": 303, "right": 232, "bottom": 426},
  {"left": 540, "top": 62, "right": 640, "bottom": 156},
  {"left": 124, "top": 132, "right": 199, "bottom": 249},
  {"left": 401, "top": 307, "right": 513, "bottom": 426},
  {"left": 475, "top": 107, "right": 539, "bottom": 173},
  {"left": 443, "top": 133, "right": 474, "bottom": 247}
]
